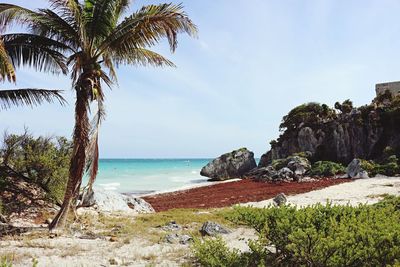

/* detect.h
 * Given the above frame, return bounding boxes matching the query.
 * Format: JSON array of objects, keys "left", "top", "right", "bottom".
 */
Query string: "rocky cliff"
[{"left": 259, "top": 93, "right": 400, "bottom": 167}]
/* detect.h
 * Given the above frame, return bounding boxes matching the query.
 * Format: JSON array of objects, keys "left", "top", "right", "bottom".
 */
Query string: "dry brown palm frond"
[{"left": 0, "top": 38, "right": 15, "bottom": 83}]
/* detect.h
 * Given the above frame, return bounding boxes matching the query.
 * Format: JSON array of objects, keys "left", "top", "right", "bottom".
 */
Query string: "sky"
[{"left": 1, "top": 0, "right": 400, "bottom": 158}]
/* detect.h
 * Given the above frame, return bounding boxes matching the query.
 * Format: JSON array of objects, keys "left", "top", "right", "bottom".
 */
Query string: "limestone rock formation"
[
  {"left": 249, "top": 155, "right": 311, "bottom": 182},
  {"left": 259, "top": 99, "right": 400, "bottom": 167},
  {"left": 80, "top": 188, "right": 154, "bottom": 213},
  {"left": 200, "top": 148, "right": 257, "bottom": 181},
  {"left": 247, "top": 166, "right": 277, "bottom": 180}
]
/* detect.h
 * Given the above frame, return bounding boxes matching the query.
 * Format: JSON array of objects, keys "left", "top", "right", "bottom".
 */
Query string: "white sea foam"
[
  {"left": 99, "top": 182, "right": 121, "bottom": 191},
  {"left": 169, "top": 176, "right": 188, "bottom": 182}
]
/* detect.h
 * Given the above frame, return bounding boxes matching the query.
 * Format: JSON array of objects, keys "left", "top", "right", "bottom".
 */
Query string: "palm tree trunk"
[{"left": 49, "top": 87, "right": 89, "bottom": 231}]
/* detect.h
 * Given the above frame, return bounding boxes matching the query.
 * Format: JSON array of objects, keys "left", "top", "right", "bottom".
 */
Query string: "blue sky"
[{"left": 1, "top": 0, "right": 400, "bottom": 158}]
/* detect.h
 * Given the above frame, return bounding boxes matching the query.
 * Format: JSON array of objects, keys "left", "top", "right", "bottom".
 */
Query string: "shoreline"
[{"left": 135, "top": 178, "right": 242, "bottom": 197}]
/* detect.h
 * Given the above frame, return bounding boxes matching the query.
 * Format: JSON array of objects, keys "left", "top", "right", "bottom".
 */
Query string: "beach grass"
[{"left": 76, "top": 207, "right": 236, "bottom": 244}]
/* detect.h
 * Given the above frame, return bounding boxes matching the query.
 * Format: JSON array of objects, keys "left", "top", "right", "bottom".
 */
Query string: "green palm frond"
[
  {"left": 49, "top": 0, "right": 82, "bottom": 19},
  {"left": 0, "top": 88, "right": 66, "bottom": 110},
  {"left": 114, "top": 0, "right": 130, "bottom": 19},
  {"left": 83, "top": 0, "right": 119, "bottom": 45},
  {"left": 48, "top": 0, "right": 85, "bottom": 47},
  {"left": 0, "top": 4, "right": 35, "bottom": 31},
  {"left": 112, "top": 47, "right": 175, "bottom": 67},
  {"left": 0, "top": 4, "right": 80, "bottom": 50},
  {"left": 3, "top": 33, "right": 69, "bottom": 75},
  {"left": 31, "top": 8, "right": 81, "bottom": 49},
  {"left": 98, "top": 3, "right": 198, "bottom": 55}
]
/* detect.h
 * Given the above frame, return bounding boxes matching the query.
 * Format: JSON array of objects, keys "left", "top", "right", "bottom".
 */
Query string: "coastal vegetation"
[
  {"left": 0, "top": 131, "right": 72, "bottom": 206},
  {"left": 259, "top": 92, "right": 400, "bottom": 171},
  {"left": 0, "top": 1, "right": 398, "bottom": 266},
  {"left": 309, "top": 161, "right": 346, "bottom": 177},
  {"left": 0, "top": 0, "right": 197, "bottom": 229},
  {"left": 193, "top": 196, "right": 400, "bottom": 267}
]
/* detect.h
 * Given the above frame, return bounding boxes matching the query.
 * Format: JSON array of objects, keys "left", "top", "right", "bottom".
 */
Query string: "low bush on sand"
[
  {"left": 310, "top": 161, "right": 346, "bottom": 177},
  {"left": 193, "top": 196, "right": 400, "bottom": 267},
  {"left": 360, "top": 157, "right": 400, "bottom": 177}
]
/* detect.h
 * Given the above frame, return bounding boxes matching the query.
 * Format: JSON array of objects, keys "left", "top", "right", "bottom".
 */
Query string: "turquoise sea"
[{"left": 88, "top": 159, "right": 212, "bottom": 195}]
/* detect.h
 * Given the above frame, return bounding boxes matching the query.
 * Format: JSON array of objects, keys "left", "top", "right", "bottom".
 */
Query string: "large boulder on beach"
[
  {"left": 80, "top": 188, "right": 154, "bottom": 213},
  {"left": 200, "top": 148, "right": 257, "bottom": 181},
  {"left": 346, "top": 159, "right": 369, "bottom": 179}
]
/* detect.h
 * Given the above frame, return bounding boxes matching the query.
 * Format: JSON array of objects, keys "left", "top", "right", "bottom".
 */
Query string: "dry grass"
[
  {"left": 0, "top": 251, "right": 37, "bottom": 266},
  {"left": 76, "top": 207, "right": 235, "bottom": 243},
  {"left": 0, "top": 207, "right": 237, "bottom": 266},
  {"left": 18, "top": 240, "right": 56, "bottom": 249},
  {"left": 59, "top": 244, "right": 87, "bottom": 258}
]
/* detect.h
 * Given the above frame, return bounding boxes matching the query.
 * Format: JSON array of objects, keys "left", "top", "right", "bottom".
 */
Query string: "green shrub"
[
  {"left": 194, "top": 197, "right": 400, "bottom": 267},
  {"left": 271, "top": 158, "right": 286, "bottom": 170},
  {"left": 271, "top": 154, "right": 311, "bottom": 171},
  {"left": 192, "top": 237, "right": 247, "bottom": 267},
  {"left": 0, "top": 132, "right": 72, "bottom": 203},
  {"left": 359, "top": 159, "right": 376, "bottom": 174},
  {"left": 0, "top": 256, "right": 13, "bottom": 267},
  {"left": 280, "top": 103, "right": 336, "bottom": 131},
  {"left": 334, "top": 99, "right": 354, "bottom": 113},
  {"left": 310, "top": 161, "right": 346, "bottom": 176},
  {"left": 359, "top": 158, "right": 399, "bottom": 177},
  {"left": 383, "top": 146, "right": 396, "bottom": 159},
  {"left": 292, "top": 151, "right": 312, "bottom": 160}
]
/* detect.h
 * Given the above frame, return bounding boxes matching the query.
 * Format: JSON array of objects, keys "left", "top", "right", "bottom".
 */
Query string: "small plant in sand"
[{"left": 0, "top": 254, "right": 13, "bottom": 267}]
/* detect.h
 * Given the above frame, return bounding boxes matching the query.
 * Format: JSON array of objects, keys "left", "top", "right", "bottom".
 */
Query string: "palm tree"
[
  {"left": 0, "top": 0, "right": 197, "bottom": 230},
  {"left": 0, "top": 35, "right": 66, "bottom": 109}
]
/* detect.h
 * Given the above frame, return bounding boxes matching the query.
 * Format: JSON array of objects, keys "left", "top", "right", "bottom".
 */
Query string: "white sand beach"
[
  {"left": 243, "top": 176, "right": 400, "bottom": 208},
  {"left": 1, "top": 177, "right": 400, "bottom": 266}
]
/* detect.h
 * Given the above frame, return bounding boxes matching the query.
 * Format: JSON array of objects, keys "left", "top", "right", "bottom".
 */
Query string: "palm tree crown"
[
  {"left": 0, "top": 29, "right": 66, "bottom": 109},
  {"left": 0, "top": 0, "right": 197, "bottom": 229}
]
